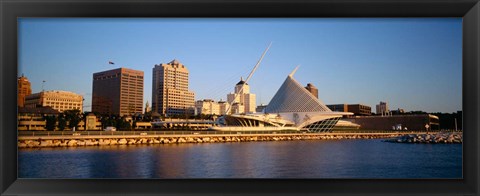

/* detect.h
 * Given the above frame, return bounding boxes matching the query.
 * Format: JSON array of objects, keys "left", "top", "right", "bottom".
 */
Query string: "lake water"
[{"left": 18, "top": 139, "right": 462, "bottom": 178}]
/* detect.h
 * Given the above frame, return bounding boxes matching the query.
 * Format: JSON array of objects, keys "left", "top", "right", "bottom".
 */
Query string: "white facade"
[
  {"left": 213, "top": 67, "right": 352, "bottom": 132},
  {"left": 227, "top": 78, "right": 256, "bottom": 114}
]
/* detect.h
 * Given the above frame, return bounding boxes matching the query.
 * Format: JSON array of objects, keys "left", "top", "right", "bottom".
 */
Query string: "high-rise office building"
[
  {"left": 25, "top": 90, "right": 83, "bottom": 113},
  {"left": 92, "top": 68, "right": 144, "bottom": 116},
  {"left": 152, "top": 59, "right": 195, "bottom": 116},
  {"left": 18, "top": 74, "right": 32, "bottom": 107},
  {"left": 305, "top": 83, "right": 318, "bottom": 99},
  {"left": 227, "top": 78, "right": 256, "bottom": 114},
  {"left": 376, "top": 101, "right": 389, "bottom": 116}
]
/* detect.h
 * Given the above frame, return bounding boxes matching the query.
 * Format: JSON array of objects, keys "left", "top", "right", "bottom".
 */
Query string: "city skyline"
[{"left": 18, "top": 18, "right": 462, "bottom": 113}]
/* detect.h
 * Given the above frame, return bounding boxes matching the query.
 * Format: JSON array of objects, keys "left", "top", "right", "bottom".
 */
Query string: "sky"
[{"left": 18, "top": 18, "right": 462, "bottom": 113}]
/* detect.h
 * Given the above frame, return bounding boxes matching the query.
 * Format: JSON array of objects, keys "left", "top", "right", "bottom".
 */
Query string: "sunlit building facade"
[
  {"left": 17, "top": 74, "right": 32, "bottom": 107},
  {"left": 227, "top": 78, "right": 256, "bottom": 114},
  {"left": 195, "top": 99, "right": 221, "bottom": 115},
  {"left": 213, "top": 67, "right": 351, "bottom": 132},
  {"left": 92, "top": 68, "right": 144, "bottom": 116},
  {"left": 152, "top": 59, "right": 195, "bottom": 116},
  {"left": 25, "top": 90, "right": 83, "bottom": 113}
]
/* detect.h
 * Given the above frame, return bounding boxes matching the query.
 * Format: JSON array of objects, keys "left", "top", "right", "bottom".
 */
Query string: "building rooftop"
[
  {"left": 236, "top": 77, "right": 248, "bottom": 85},
  {"left": 169, "top": 59, "right": 181, "bottom": 65}
]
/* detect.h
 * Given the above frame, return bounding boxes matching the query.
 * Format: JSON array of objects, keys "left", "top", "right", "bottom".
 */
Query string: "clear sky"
[{"left": 18, "top": 18, "right": 462, "bottom": 113}]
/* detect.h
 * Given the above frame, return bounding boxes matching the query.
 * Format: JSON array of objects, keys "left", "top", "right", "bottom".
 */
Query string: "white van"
[{"left": 104, "top": 126, "right": 117, "bottom": 131}]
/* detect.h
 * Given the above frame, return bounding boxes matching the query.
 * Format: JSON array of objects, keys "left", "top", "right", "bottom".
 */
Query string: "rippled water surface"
[{"left": 19, "top": 139, "right": 462, "bottom": 178}]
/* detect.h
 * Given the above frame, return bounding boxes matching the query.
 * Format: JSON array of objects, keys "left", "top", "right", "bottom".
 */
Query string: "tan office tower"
[
  {"left": 92, "top": 68, "right": 144, "bottom": 116},
  {"left": 18, "top": 74, "right": 32, "bottom": 107},
  {"left": 152, "top": 59, "right": 195, "bottom": 116}
]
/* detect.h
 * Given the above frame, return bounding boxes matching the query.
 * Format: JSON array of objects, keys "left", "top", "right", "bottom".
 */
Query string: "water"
[{"left": 18, "top": 139, "right": 462, "bottom": 178}]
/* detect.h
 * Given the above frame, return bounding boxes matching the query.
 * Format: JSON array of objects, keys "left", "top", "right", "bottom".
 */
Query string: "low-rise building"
[
  {"left": 25, "top": 90, "right": 83, "bottom": 113},
  {"left": 17, "top": 107, "right": 60, "bottom": 131},
  {"left": 344, "top": 114, "right": 439, "bottom": 131},
  {"left": 347, "top": 104, "right": 372, "bottom": 116},
  {"left": 218, "top": 101, "right": 230, "bottom": 115},
  {"left": 195, "top": 99, "right": 221, "bottom": 115},
  {"left": 256, "top": 104, "right": 268, "bottom": 113},
  {"left": 327, "top": 104, "right": 371, "bottom": 116}
]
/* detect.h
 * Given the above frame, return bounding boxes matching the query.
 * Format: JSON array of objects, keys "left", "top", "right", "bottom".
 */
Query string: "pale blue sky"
[{"left": 18, "top": 18, "right": 462, "bottom": 113}]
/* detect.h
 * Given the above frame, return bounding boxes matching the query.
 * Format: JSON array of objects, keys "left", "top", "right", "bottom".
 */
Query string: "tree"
[
  {"left": 115, "top": 117, "right": 131, "bottom": 130},
  {"left": 64, "top": 109, "right": 82, "bottom": 130},
  {"left": 57, "top": 114, "right": 67, "bottom": 131},
  {"left": 44, "top": 115, "right": 57, "bottom": 131}
]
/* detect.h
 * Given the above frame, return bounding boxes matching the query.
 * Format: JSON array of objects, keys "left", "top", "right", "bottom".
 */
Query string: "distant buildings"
[
  {"left": 227, "top": 78, "right": 256, "bottom": 114},
  {"left": 195, "top": 99, "right": 220, "bottom": 115},
  {"left": 376, "top": 101, "right": 389, "bottom": 116},
  {"left": 346, "top": 104, "right": 372, "bottom": 116},
  {"left": 390, "top": 108, "right": 405, "bottom": 115},
  {"left": 152, "top": 59, "right": 195, "bottom": 116},
  {"left": 218, "top": 100, "right": 229, "bottom": 115},
  {"left": 327, "top": 104, "right": 348, "bottom": 113},
  {"left": 25, "top": 90, "right": 83, "bottom": 113},
  {"left": 92, "top": 68, "right": 144, "bottom": 116},
  {"left": 326, "top": 104, "right": 372, "bottom": 116},
  {"left": 17, "top": 107, "right": 60, "bottom": 131},
  {"left": 305, "top": 83, "right": 318, "bottom": 99},
  {"left": 213, "top": 67, "right": 351, "bottom": 132},
  {"left": 17, "top": 74, "right": 32, "bottom": 107},
  {"left": 344, "top": 114, "right": 439, "bottom": 131},
  {"left": 195, "top": 99, "right": 231, "bottom": 115},
  {"left": 144, "top": 101, "right": 151, "bottom": 114},
  {"left": 256, "top": 104, "right": 267, "bottom": 113}
]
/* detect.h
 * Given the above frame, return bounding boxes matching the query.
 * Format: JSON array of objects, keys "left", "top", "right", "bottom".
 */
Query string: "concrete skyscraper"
[
  {"left": 152, "top": 59, "right": 195, "bottom": 116},
  {"left": 92, "top": 68, "right": 144, "bottom": 116},
  {"left": 17, "top": 74, "right": 32, "bottom": 107}
]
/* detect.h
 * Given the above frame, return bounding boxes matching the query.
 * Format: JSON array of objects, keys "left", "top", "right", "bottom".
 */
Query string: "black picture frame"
[{"left": 1, "top": 0, "right": 479, "bottom": 195}]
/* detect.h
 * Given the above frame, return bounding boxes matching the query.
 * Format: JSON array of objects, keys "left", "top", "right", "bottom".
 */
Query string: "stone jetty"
[
  {"left": 18, "top": 133, "right": 403, "bottom": 148},
  {"left": 383, "top": 132, "right": 462, "bottom": 144}
]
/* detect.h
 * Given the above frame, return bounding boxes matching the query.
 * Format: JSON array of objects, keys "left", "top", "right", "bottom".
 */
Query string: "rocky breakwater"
[
  {"left": 18, "top": 133, "right": 401, "bottom": 148},
  {"left": 384, "top": 132, "right": 462, "bottom": 144}
]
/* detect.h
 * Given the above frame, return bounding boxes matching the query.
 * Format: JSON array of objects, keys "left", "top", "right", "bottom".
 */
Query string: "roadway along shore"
[{"left": 17, "top": 132, "right": 442, "bottom": 148}]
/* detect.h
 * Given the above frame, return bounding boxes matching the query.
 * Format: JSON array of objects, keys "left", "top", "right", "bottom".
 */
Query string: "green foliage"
[
  {"left": 57, "top": 115, "right": 67, "bottom": 131},
  {"left": 44, "top": 115, "right": 57, "bottom": 131},
  {"left": 64, "top": 109, "right": 82, "bottom": 129},
  {"left": 115, "top": 118, "right": 131, "bottom": 130}
]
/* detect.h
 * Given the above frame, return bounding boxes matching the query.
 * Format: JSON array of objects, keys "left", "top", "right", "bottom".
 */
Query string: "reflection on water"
[{"left": 19, "top": 139, "right": 462, "bottom": 178}]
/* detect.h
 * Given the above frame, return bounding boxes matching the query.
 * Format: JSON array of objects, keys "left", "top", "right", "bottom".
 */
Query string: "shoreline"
[{"left": 18, "top": 132, "right": 425, "bottom": 148}]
